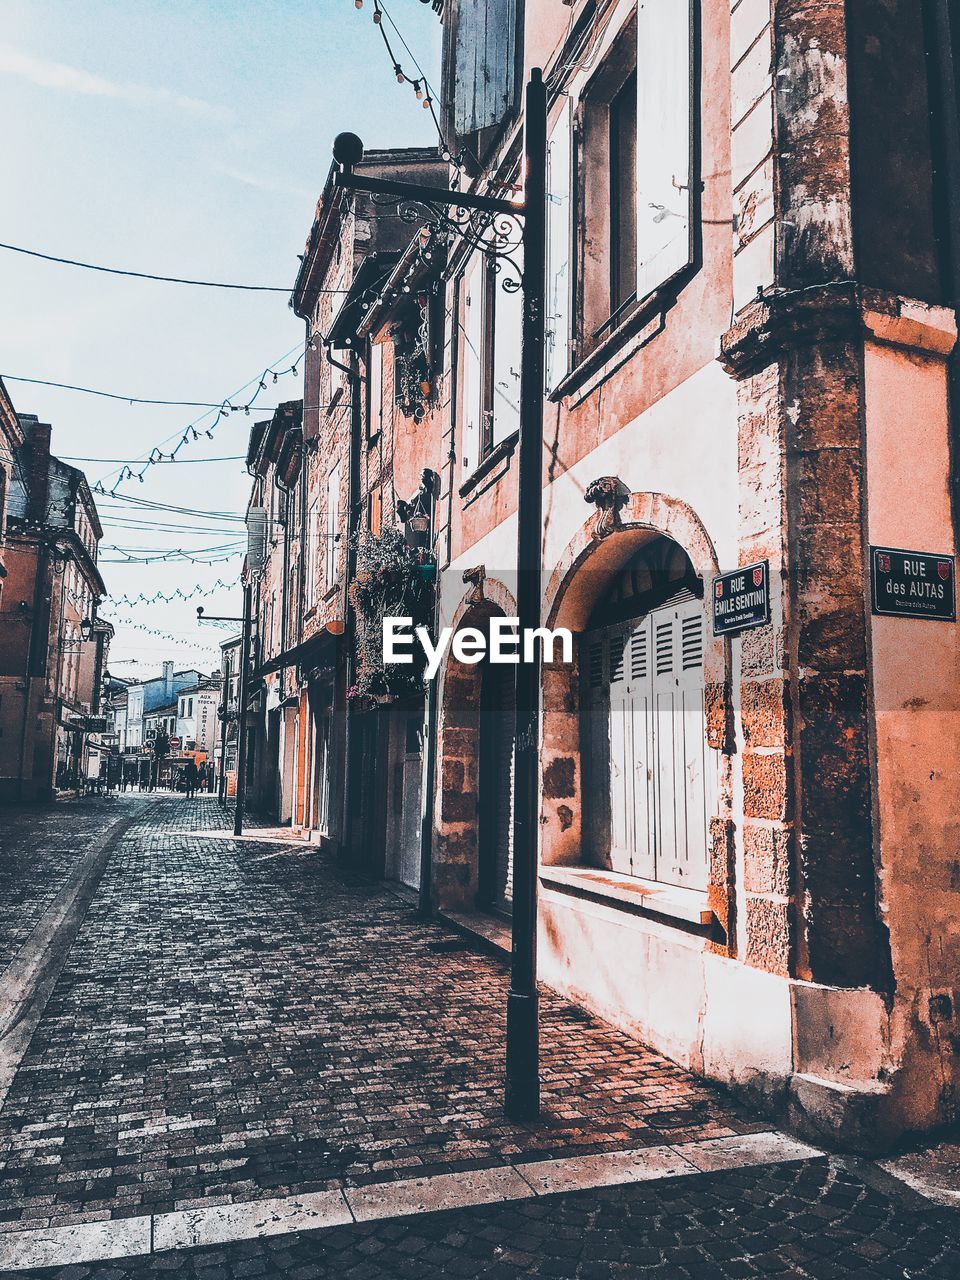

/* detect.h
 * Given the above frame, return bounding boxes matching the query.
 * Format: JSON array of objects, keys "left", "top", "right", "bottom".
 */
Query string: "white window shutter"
[
  {"left": 636, "top": 0, "right": 694, "bottom": 301},
  {"left": 492, "top": 249, "right": 523, "bottom": 445},
  {"left": 545, "top": 101, "right": 571, "bottom": 393},
  {"left": 460, "top": 255, "right": 484, "bottom": 475}
]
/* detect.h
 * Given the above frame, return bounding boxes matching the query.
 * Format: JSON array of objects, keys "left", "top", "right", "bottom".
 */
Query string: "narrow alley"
[{"left": 0, "top": 797, "right": 956, "bottom": 1277}]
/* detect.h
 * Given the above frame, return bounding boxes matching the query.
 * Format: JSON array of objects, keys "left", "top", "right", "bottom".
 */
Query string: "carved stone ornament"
[
  {"left": 584, "top": 477, "right": 631, "bottom": 540},
  {"left": 462, "top": 565, "right": 486, "bottom": 604}
]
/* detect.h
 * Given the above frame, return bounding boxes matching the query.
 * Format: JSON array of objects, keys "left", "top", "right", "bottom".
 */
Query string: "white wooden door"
[{"left": 588, "top": 598, "right": 712, "bottom": 888}]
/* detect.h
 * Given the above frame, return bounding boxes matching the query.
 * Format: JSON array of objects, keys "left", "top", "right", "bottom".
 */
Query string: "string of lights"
[
  {"left": 89, "top": 339, "right": 307, "bottom": 492},
  {"left": 106, "top": 579, "right": 240, "bottom": 607},
  {"left": 0, "top": 240, "right": 351, "bottom": 293},
  {"left": 60, "top": 453, "right": 245, "bottom": 465},
  {"left": 355, "top": 0, "right": 446, "bottom": 149}
]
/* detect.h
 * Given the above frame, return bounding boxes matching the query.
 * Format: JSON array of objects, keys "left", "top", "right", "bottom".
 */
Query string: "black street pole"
[
  {"left": 233, "top": 586, "right": 253, "bottom": 837},
  {"left": 331, "top": 70, "right": 548, "bottom": 1118},
  {"left": 506, "top": 67, "right": 547, "bottom": 1122}
]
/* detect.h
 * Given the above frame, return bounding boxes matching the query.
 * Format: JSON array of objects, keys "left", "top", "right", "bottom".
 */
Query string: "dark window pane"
[{"left": 610, "top": 72, "right": 638, "bottom": 313}]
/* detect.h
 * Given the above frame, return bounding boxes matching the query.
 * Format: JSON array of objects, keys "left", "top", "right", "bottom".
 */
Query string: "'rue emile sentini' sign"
[
  {"left": 870, "top": 546, "right": 956, "bottom": 621},
  {"left": 712, "top": 561, "right": 770, "bottom": 636}
]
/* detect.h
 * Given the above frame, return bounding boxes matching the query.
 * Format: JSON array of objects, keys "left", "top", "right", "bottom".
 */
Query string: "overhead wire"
[{"left": 0, "top": 240, "right": 352, "bottom": 292}]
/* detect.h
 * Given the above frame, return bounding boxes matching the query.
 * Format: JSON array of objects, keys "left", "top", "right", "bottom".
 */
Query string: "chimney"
[
  {"left": 163, "top": 660, "right": 174, "bottom": 699},
  {"left": 18, "top": 416, "right": 52, "bottom": 525}
]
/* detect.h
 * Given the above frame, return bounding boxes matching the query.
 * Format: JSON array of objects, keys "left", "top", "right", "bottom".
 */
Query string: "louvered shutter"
[
  {"left": 452, "top": 0, "right": 519, "bottom": 139},
  {"left": 651, "top": 599, "right": 710, "bottom": 890},
  {"left": 636, "top": 0, "right": 695, "bottom": 300}
]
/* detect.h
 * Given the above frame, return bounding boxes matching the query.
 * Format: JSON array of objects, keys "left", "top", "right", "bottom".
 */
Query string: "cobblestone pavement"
[
  {"left": 0, "top": 796, "right": 761, "bottom": 1234},
  {"left": 0, "top": 798, "right": 149, "bottom": 970},
  {"left": 8, "top": 1158, "right": 960, "bottom": 1279}
]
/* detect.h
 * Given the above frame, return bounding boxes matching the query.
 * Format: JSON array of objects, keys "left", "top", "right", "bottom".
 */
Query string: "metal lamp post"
[{"left": 332, "top": 69, "right": 548, "bottom": 1121}]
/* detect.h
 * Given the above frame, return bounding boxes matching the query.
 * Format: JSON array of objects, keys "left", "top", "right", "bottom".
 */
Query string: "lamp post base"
[{"left": 504, "top": 988, "right": 540, "bottom": 1121}]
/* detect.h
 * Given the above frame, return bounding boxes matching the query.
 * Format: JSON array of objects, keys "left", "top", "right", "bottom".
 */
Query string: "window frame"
[{"left": 566, "top": 1, "right": 700, "bottom": 378}]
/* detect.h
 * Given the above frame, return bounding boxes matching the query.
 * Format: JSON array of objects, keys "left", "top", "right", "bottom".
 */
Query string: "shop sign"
[
  {"left": 870, "top": 547, "right": 955, "bottom": 621},
  {"left": 712, "top": 561, "right": 770, "bottom": 636}
]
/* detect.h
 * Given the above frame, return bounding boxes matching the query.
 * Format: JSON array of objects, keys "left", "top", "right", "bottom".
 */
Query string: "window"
[
  {"left": 576, "top": 2, "right": 695, "bottom": 358},
  {"left": 459, "top": 249, "right": 522, "bottom": 477},
  {"left": 460, "top": 254, "right": 485, "bottom": 476},
  {"left": 324, "top": 462, "right": 341, "bottom": 591},
  {"left": 187, "top": 698, "right": 193, "bottom": 718},
  {"left": 305, "top": 495, "right": 319, "bottom": 607},
  {"left": 546, "top": 102, "right": 572, "bottom": 392},
  {"left": 368, "top": 341, "right": 384, "bottom": 438},
  {"left": 610, "top": 72, "right": 638, "bottom": 315},
  {"left": 579, "top": 539, "right": 715, "bottom": 891},
  {"left": 368, "top": 487, "right": 382, "bottom": 537}
]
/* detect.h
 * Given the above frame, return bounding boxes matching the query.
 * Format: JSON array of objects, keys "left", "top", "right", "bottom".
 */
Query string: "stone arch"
[
  {"left": 541, "top": 492, "right": 736, "bottom": 950},
  {"left": 432, "top": 575, "right": 518, "bottom": 912}
]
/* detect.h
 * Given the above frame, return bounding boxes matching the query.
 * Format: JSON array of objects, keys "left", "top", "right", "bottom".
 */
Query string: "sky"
[{"left": 0, "top": 0, "right": 441, "bottom": 678}]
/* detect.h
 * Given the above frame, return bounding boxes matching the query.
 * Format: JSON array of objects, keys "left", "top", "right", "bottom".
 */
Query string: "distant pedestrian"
[{"left": 183, "top": 758, "right": 199, "bottom": 800}]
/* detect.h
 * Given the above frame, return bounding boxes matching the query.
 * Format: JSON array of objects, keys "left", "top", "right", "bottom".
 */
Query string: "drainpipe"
[
  {"left": 928, "top": 0, "right": 960, "bottom": 536},
  {"left": 324, "top": 341, "right": 362, "bottom": 861},
  {"left": 417, "top": 474, "right": 440, "bottom": 918}
]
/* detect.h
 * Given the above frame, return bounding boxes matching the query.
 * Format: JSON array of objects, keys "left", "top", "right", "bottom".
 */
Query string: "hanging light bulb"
[
  {"left": 423, "top": 96, "right": 432, "bottom": 110},
  {"left": 414, "top": 80, "right": 423, "bottom": 100},
  {"left": 373, "top": 7, "right": 382, "bottom": 23},
  {"left": 354, "top": 0, "right": 362, "bottom": 7},
  {"left": 272, "top": 371, "right": 278, "bottom": 383},
  {"left": 395, "top": 65, "right": 405, "bottom": 83}
]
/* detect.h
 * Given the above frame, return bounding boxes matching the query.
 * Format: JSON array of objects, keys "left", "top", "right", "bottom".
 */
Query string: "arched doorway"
[
  {"left": 579, "top": 535, "right": 716, "bottom": 890},
  {"left": 477, "top": 658, "right": 515, "bottom": 916}
]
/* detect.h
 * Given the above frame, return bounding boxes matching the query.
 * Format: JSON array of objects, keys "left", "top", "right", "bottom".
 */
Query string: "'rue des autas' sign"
[{"left": 870, "top": 546, "right": 956, "bottom": 621}]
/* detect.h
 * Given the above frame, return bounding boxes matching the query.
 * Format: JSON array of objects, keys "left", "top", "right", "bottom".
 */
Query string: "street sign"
[
  {"left": 712, "top": 561, "right": 770, "bottom": 636},
  {"left": 169, "top": 736, "right": 183, "bottom": 750},
  {"left": 870, "top": 546, "right": 955, "bottom": 621}
]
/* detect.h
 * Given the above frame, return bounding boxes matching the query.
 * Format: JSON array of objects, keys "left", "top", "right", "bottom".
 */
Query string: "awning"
[
  {"left": 326, "top": 254, "right": 399, "bottom": 350},
  {"left": 257, "top": 629, "right": 337, "bottom": 677}
]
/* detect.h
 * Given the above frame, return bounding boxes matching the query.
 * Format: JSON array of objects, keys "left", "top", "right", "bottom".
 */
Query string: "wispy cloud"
[
  {"left": 0, "top": 43, "right": 232, "bottom": 122},
  {"left": 216, "top": 166, "right": 314, "bottom": 200}
]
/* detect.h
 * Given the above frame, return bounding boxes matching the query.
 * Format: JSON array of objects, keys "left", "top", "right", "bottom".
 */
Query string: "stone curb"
[{"left": 0, "top": 1130, "right": 822, "bottom": 1272}]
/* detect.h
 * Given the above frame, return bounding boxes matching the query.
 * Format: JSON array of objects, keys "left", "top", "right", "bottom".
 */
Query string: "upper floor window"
[
  {"left": 305, "top": 495, "right": 319, "bottom": 608},
  {"left": 568, "top": 1, "right": 696, "bottom": 366},
  {"left": 324, "top": 461, "right": 341, "bottom": 591},
  {"left": 367, "top": 340, "right": 384, "bottom": 439},
  {"left": 459, "top": 251, "right": 522, "bottom": 479}
]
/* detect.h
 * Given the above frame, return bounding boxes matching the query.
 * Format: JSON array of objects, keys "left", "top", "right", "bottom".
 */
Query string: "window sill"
[
  {"left": 549, "top": 265, "right": 696, "bottom": 407},
  {"left": 539, "top": 864, "right": 713, "bottom": 928},
  {"left": 459, "top": 430, "right": 519, "bottom": 503}
]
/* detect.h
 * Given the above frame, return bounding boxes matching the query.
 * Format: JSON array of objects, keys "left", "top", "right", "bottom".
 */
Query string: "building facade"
[
  {"left": 0, "top": 412, "right": 111, "bottom": 798},
  {"left": 239, "top": 0, "right": 960, "bottom": 1149}
]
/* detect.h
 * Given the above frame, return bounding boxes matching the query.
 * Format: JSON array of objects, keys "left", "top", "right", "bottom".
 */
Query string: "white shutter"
[
  {"left": 460, "top": 255, "right": 484, "bottom": 474},
  {"left": 368, "top": 342, "right": 383, "bottom": 437},
  {"left": 545, "top": 101, "right": 571, "bottom": 392},
  {"left": 636, "top": 0, "right": 694, "bottom": 300},
  {"left": 492, "top": 251, "right": 522, "bottom": 445},
  {"left": 652, "top": 600, "right": 710, "bottom": 891}
]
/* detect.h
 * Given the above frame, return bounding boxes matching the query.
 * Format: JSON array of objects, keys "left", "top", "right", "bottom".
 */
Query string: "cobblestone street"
[{"left": 0, "top": 796, "right": 957, "bottom": 1276}]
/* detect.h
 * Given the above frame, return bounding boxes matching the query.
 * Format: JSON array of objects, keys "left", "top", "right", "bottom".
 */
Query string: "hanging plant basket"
[{"left": 349, "top": 526, "right": 434, "bottom": 702}]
